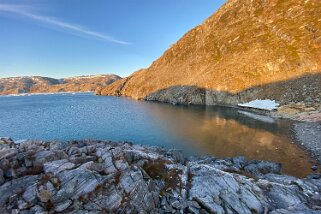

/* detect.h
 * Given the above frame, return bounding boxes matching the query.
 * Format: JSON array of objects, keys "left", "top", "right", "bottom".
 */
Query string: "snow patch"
[{"left": 238, "top": 99, "right": 279, "bottom": 111}]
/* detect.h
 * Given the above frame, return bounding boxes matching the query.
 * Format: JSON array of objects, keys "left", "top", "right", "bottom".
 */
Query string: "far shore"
[{"left": 0, "top": 91, "right": 94, "bottom": 97}]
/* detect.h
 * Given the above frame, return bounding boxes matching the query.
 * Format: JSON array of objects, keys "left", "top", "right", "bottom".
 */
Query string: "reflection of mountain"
[
  {"left": 0, "top": 74, "right": 121, "bottom": 95},
  {"left": 99, "top": 0, "right": 321, "bottom": 106},
  {"left": 144, "top": 103, "right": 313, "bottom": 177}
]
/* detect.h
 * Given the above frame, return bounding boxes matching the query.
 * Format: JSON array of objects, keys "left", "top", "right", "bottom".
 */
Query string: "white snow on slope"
[{"left": 238, "top": 99, "right": 279, "bottom": 111}]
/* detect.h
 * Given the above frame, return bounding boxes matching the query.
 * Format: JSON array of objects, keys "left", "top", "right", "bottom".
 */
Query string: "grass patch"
[{"left": 142, "top": 159, "right": 182, "bottom": 194}]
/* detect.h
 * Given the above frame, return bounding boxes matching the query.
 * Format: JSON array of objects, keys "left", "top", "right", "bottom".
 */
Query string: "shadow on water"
[{"left": 143, "top": 102, "right": 316, "bottom": 177}]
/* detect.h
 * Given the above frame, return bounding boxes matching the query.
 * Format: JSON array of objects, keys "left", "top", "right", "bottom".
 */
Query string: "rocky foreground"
[{"left": 1, "top": 138, "right": 321, "bottom": 214}]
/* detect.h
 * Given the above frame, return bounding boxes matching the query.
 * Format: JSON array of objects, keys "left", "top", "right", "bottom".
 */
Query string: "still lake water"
[{"left": 0, "top": 93, "right": 315, "bottom": 177}]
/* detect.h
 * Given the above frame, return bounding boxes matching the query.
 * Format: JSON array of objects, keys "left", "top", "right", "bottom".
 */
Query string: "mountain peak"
[{"left": 98, "top": 0, "right": 321, "bottom": 105}]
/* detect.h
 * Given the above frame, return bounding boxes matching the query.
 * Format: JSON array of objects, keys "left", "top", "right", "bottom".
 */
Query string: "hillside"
[
  {"left": 98, "top": 0, "right": 321, "bottom": 106},
  {"left": 0, "top": 74, "right": 121, "bottom": 95}
]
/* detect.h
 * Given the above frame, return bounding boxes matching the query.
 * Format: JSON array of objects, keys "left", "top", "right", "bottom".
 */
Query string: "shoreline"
[
  {"left": 3, "top": 92, "right": 321, "bottom": 168},
  {"left": 2, "top": 92, "right": 321, "bottom": 169},
  {"left": 4, "top": 91, "right": 321, "bottom": 123},
  {"left": 0, "top": 91, "right": 93, "bottom": 97},
  {"left": 293, "top": 122, "right": 321, "bottom": 164},
  {"left": 144, "top": 97, "right": 321, "bottom": 123},
  {"left": 1, "top": 138, "right": 321, "bottom": 213}
]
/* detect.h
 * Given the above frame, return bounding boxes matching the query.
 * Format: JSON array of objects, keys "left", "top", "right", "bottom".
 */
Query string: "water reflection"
[
  {"left": 0, "top": 94, "right": 315, "bottom": 178},
  {"left": 145, "top": 103, "right": 315, "bottom": 177}
]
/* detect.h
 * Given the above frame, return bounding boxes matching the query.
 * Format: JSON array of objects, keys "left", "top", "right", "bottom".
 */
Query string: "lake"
[{"left": 0, "top": 93, "right": 315, "bottom": 177}]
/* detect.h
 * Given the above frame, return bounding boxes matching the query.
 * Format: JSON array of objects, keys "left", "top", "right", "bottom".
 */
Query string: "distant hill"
[
  {"left": 0, "top": 74, "right": 121, "bottom": 95},
  {"left": 98, "top": 0, "right": 321, "bottom": 106}
]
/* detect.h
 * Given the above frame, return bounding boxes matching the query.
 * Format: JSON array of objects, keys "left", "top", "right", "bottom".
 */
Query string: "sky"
[{"left": 0, "top": 0, "right": 226, "bottom": 78}]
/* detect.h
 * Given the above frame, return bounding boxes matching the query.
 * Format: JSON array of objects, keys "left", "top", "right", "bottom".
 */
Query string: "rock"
[
  {"left": 0, "top": 137, "right": 14, "bottom": 148},
  {"left": 81, "top": 161, "right": 105, "bottom": 174},
  {"left": 69, "top": 155, "right": 97, "bottom": 165},
  {"left": 24, "top": 158, "right": 33, "bottom": 168},
  {"left": 187, "top": 206, "right": 201, "bottom": 214},
  {"left": 0, "top": 158, "right": 10, "bottom": 171},
  {"left": 244, "top": 160, "right": 282, "bottom": 177},
  {"left": 84, "top": 189, "right": 123, "bottom": 211},
  {"left": 52, "top": 167, "right": 106, "bottom": 204},
  {"left": 46, "top": 181, "right": 57, "bottom": 193},
  {"left": 55, "top": 200, "right": 72, "bottom": 212},
  {"left": 167, "top": 149, "right": 185, "bottom": 164},
  {"left": 270, "top": 203, "right": 320, "bottom": 214},
  {"left": 305, "top": 107, "right": 316, "bottom": 112},
  {"left": 114, "top": 159, "right": 129, "bottom": 171},
  {"left": 123, "top": 149, "right": 159, "bottom": 163},
  {"left": 30, "top": 205, "right": 46, "bottom": 213},
  {"left": 33, "top": 150, "right": 57, "bottom": 166},
  {"left": 189, "top": 163, "right": 266, "bottom": 214},
  {"left": 0, "top": 148, "right": 18, "bottom": 160},
  {"left": 307, "top": 173, "right": 321, "bottom": 179},
  {"left": 0, "top": 175, "right": 39, "bottom": 206},
  {"left": 17, "top": 200, "right": 28, "bottom": 210},
  {"left": 37, "top": 190, "right": 52, "bottom": 203},
  {"left": 22, "top": 185, "right": 37, "bottom": 203},
  {"left": 172, "top": 200, "right": 182, "bottom": 209},
  {"left": 4, "top": 168, "right": 15, "bottom": 178},
  {"left": 67, "top": 146, "right": 81, "bottom": 156},
  {"left": 120, "top": 172, "right": 136, "bottom": 194},
  {"left": 232, "top": 156, "right": 246, "bottom": 168},
  {"left": 195, "top": 197, "right": 225, "bottom": 214},
  {"left": 258, "top": 181, "right": 306, "bottom": 209},
  {"left": 311, "top": 165, "right": 318, "bottom": 171},
  {"left": 262, "top": 174, "right": 298, "bottom": 185},
  {"left": 0, "top": 168, "right": 4, "bottom": 185},
  {"left": 43, "top": 159, "right": 75, "bottom": 175}
]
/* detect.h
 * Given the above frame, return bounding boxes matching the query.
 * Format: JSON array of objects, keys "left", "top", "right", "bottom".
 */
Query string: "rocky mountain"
[
  {"left": 98, "top": 0, "right": 321, "bottom": 106},
  {"left": 0, "top": 74, "right": 121, "bottom": 95}
]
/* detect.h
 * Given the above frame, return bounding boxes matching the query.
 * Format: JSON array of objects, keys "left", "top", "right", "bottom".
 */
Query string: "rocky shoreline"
[
  {"left": 143, "top": 86, "right": 321, "bottom": 123},
  {"left": 1, "top": 138, "right": 321, "bottom": 213},
  {"left": 272, "top": 102, "right": 321, "bottom": 123},
  {"left": 293, "top": 123, "right": 321, "bottom": 164}
]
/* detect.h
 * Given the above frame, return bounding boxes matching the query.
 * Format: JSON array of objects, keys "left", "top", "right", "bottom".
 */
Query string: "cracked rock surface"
[{"left": 0, "top": 137, "right": 321, "bottom": 213}]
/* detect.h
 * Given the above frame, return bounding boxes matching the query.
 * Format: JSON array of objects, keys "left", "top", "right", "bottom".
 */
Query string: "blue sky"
[{"left": 0, "top": 0, "right": 226, "bottom": 78}]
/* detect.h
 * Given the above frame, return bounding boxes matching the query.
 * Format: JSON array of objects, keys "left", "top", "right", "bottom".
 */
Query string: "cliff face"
[
  {"left": 99, "top": 0, "right": 321, "bottom": 105},
  {"left": 0, "top": 74, "right": 121, "bottom": 95}
]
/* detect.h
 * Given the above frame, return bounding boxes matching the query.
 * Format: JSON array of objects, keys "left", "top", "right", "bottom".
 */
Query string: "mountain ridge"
[
  {"left": 97, "top": 0, "right": 321, "bottom": 106},
  {"left": 0, "top": 74, "right": 121, "bottom": 95}
]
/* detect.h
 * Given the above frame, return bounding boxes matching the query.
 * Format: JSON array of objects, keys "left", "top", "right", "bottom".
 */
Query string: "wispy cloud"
[{"left": 0, "top": 4, "right": 130, "bottom": 45}]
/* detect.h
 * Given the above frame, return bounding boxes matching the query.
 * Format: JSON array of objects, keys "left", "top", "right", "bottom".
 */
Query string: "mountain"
[
  {"left": 97, "top": 0, "right": 321, "bottom": 106},
  {"left": 0, "top": 74, "right": 121, "bottom": 95}
]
